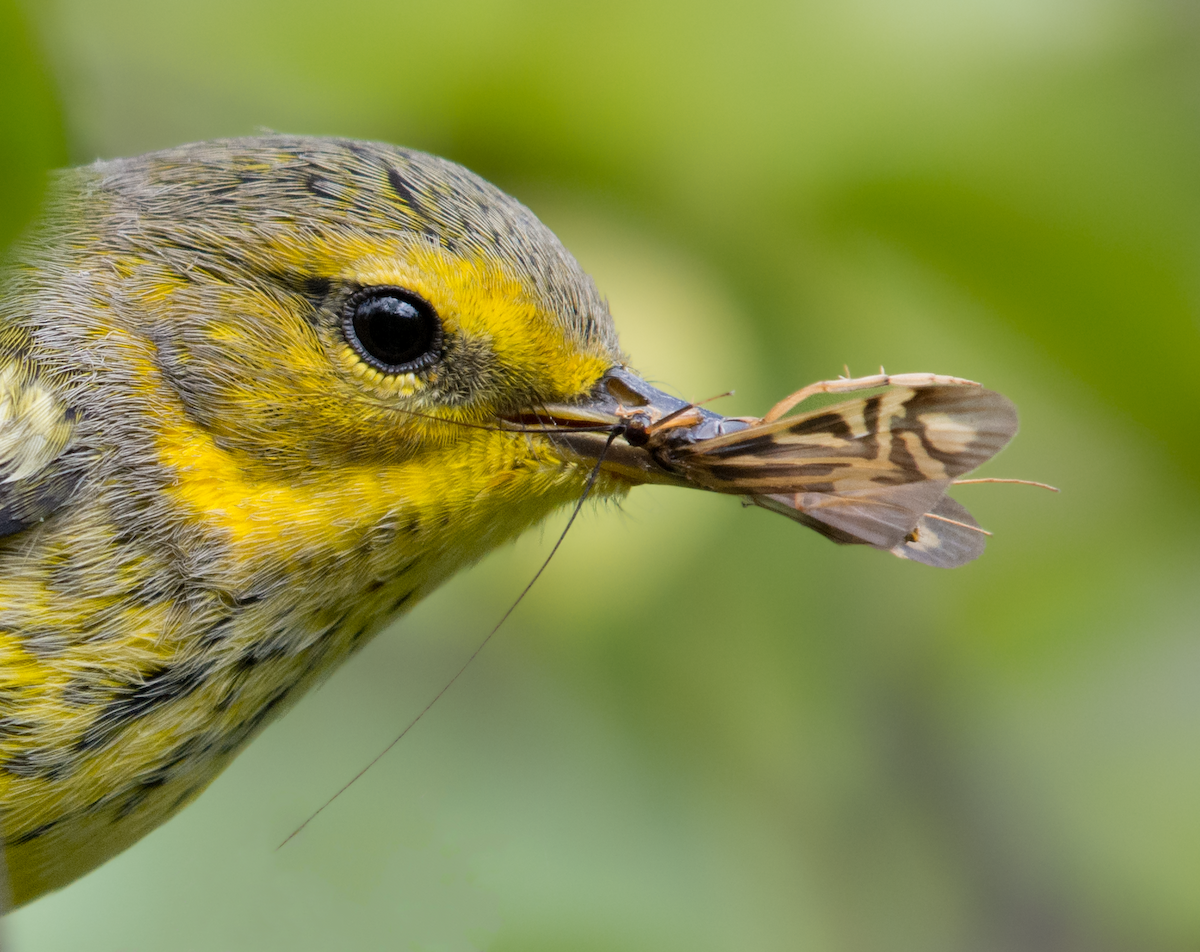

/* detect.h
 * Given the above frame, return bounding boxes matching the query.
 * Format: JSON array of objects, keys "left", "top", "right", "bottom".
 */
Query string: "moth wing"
[
  {"left": 677, "top": 384, "right": 1018, "bottom": 493},
  {"left": 890, "top": 495, "right": 987, "bottom": 568},
  {"left": 752, "top": 479, "right": 949, "bottom": 548},
  {"left": 0, "top": 356, "right": 81, "bottom": 538},
  {"left": 672, "top": 383, "right": 1016, "bottom": 567}
]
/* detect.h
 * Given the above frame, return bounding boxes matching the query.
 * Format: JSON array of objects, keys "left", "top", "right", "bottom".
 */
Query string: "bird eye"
[{"left": 343, "top": 287, "right": 442, "bottom": 374}]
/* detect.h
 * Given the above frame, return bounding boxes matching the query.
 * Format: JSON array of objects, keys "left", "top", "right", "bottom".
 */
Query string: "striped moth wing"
[{"left": 661, "top": 381, "right": 1019, "bottom": 568}]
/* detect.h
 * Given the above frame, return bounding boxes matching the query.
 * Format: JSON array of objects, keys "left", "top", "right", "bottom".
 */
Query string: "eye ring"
[{"left": 342, "top": 286, "right": 443, "bottom": 375}]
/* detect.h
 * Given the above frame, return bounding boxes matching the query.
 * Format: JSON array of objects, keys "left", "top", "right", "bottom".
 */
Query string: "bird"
[{"left": 0, "top": 135, "right": 1017, "bottom": 906}]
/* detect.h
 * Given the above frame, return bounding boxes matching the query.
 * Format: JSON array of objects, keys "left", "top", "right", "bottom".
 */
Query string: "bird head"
[{"left": 25, "top": 136, "right": 692, "bottom": 592}]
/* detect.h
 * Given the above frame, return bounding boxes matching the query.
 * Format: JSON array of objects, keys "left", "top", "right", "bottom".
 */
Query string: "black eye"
[{"left": 343, "top": 287, "right": 442, "bottom": 374}]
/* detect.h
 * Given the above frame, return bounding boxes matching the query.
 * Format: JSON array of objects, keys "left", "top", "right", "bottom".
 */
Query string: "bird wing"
[{"left": 0, "top": 352, "right": 81, "bottom": 538}]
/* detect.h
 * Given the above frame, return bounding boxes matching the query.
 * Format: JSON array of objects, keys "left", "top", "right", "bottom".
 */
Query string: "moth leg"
[
  {"left": 616, "top": 403, "right": 709, "bottom": 449},
  {"left": 760, "top": 372, "right": 983, "bottom": 424}
]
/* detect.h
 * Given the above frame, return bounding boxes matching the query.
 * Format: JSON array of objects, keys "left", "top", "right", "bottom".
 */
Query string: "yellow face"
[
  {"left": 77, "top": 137, "right": 629, "bottom": 583},
  {"left": 137, "top": 234, "right": 620, "bottom": 567}
]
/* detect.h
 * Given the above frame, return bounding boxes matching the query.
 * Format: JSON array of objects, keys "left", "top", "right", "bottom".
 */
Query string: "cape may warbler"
[{"left": 0, "top": 136, "right": 1016, "bottom": 906}]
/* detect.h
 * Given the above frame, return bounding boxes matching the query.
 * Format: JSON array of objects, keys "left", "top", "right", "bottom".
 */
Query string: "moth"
[{"left": 609, "top": 372, "right": 1026, "bottom": 568}]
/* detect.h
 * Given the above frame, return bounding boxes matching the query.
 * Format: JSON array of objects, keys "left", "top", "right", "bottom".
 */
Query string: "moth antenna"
[
  {"left": 695, "top": 389, "right": 735, "bottom": 407},
  {"left": 953, "top": 478, "right": 1060, "bottom": 492},
  {"left": 277, "top": 428, "right": 623, "bottom": 850},
  {"left": 922, "top": 512, "right": 993, "bottom": 536}
]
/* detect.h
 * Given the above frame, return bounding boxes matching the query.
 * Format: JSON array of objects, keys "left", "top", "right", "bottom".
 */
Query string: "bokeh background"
[{"left": 4, "top": 0, "right": 1200, "bottom": 949}]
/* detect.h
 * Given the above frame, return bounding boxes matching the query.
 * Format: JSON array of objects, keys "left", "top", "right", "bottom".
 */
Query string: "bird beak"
[{"left": 500, "top": 365, "right": 748, "bottom": 487}]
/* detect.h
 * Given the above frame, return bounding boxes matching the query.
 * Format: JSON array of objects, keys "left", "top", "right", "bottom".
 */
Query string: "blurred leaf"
[
  {"left": 0, "top": 0, "right": 66, "bottom": 251},
  {"left": 830, "top": 170, "right": 1200, "bottom": 480}
]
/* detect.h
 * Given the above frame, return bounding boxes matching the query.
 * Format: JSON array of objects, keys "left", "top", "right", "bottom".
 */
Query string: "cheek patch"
[{"left": 431, "top": 331, "right": 503, "bottom": 406}]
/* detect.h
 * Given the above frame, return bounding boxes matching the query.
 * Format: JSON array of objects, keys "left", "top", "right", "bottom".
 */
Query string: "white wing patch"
[{"left": 0, "top": 362, "right": 74, "bottom": 485}]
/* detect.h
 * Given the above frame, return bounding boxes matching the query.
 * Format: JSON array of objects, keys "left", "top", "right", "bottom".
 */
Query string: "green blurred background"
[{"left": 4, "top": 0, "right": 1200, "bottom": 949}]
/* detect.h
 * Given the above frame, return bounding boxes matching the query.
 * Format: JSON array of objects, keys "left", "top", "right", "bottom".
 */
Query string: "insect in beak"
[
  {"left": 504, "top": 366, "right": 1039, "bottom": 569},
  {"left": 501, "top": 365, "right": 754, "bottom": 487}
]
